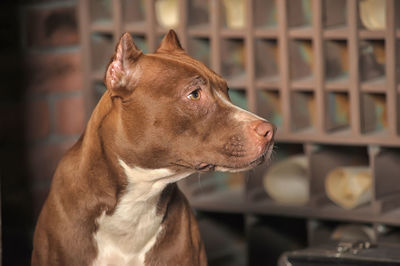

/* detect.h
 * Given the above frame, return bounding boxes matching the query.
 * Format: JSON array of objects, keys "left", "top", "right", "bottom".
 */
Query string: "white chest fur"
[{"left": 92, "top": 160, "right": 192, "bottom": 266}]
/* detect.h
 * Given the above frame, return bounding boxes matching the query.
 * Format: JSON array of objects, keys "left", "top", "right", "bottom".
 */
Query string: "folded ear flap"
[
  {"left": 105, "top": 33, "right": 142, "bottom": 97},
  {"left": 156, "top": 29, "right": 185, "bottom": 54}
]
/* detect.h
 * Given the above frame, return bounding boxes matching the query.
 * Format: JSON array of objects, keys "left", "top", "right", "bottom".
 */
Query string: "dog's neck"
[{"left": 81, "top": 93, "right": 193, "bottom": 265}]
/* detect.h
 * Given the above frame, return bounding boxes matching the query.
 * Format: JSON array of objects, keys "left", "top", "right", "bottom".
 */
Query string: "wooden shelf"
[
  {"left": 188, "top": 194, "right": 400, "bottom": 226},
  {"left": 359, "top": 30, "right": 386, "bottom": 40},
  {"left": 188, "top": 24, "right": 211, "bottom": 38},
  {"left": 290, "top": 76, "right": 315, "bottom": 90},
  {"left": 124, "top": 21, "right": 147, "bottom": 34},
  {"left": 254, "top": 28, "right": 278, "bottom": 38},
  {"left": 90, "top": 22, "right": 113, "bottom": 33},
  {"left": 220, "top": 28, "right": 246, "bottom": 38},
  {"left": 325, "top": 78, "right": 349, "bottom": 91},
  {"left": 323, "top": 26, "right": 349, "bottom": 39},
  {"left": 248, "top": 200, "right": 378, "bottom": 224},
  {"left": 255, "top": 76, "right": 280, "bottom": 89},
  {"left": 156, "top": 27, "right": 169, "bottom": 35},
  {"left": 274, "top": 134, "right": 400, "bottom": 147},
  {"left": 288, "top": 26, "right": 313, "bottom": 39},
  {"left": 190, "top": 188, "right": 246, "bottom": 213},
  {"left": 226, "top": 74, "right": 247, "bottom": 89},
  {"left": 360, "top": 77, "right": 387, "bottom": 93}
]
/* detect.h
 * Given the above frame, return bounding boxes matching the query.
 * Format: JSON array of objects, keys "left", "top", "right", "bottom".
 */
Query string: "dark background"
[{"left": 1, "top": 0, "right": 85, "bottom": 264}]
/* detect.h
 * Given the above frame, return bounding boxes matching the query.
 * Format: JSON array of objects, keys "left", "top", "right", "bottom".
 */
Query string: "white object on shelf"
[
  {"left": 223, "top": 0, "right": 245, "bottom": 29},
  {"left": 263, "top": 155, "right": 309, "bottom": 206},
  {"left": 325, "top": 166, "right": 372, "bottom": 210},
  {"left": 155, "top": 0, "right": 179, "bottom": 29},
  {"left": 359, "top": 0, "right": 386, "bottom": 30}
]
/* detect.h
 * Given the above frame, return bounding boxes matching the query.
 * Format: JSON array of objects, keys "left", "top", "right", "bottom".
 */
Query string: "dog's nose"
[{"left": 252, "top": 121, "right": 274, "bottom": 142}]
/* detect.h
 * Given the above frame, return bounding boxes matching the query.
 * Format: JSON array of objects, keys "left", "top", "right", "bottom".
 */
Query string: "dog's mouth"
[{"left": 194, "top": 141, "right": 274, "bottom": 173}]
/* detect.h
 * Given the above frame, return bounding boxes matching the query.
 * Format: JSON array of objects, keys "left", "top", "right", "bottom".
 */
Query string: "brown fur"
[{"left": 32, "top": 30, "right": 274, "bottom": 266}]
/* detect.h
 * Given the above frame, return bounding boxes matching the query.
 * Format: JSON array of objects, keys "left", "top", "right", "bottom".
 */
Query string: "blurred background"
[
  {"left": 1, "top": 0, "right": 400, "bottom": 265},
  {"left": 1, "top": 0, "right": 84, "bottom": 265}
]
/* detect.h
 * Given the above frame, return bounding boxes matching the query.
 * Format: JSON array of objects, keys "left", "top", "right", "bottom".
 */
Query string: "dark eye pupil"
[{"left": 192, "top": 91, "right": 199, "bottom": 98}]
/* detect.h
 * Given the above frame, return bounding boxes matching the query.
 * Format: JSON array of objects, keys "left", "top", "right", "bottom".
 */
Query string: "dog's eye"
[{"left": 187, "top": 89, "right": 201, "bottom": 101}]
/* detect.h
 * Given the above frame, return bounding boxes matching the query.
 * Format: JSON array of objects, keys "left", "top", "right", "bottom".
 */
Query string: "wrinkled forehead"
[{"left": 139, "top": 53, "right": 228, "bottom": 92}]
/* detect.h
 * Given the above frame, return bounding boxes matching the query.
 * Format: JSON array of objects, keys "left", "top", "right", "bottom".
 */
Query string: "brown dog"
[{"left": 32, "top": 30, "right": 275, "bottom": 266}]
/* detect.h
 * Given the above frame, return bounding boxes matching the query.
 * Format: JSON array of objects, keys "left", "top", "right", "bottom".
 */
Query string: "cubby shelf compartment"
[
  {"left": 90, "top": 33, "right": 114, "bottom": 74},
  {"left": 289, "top": 39, "right": 314, "bottom": 83},
  {"left": 287, "top": 0, "right": 312, "bottom": 30},
  {"left": 359, "top": 40, "right": 386, "bottom": 85},
  {"left": 358, "top": 0, "right": 386, "bottom": 32},
  {"left": 221, "top": 38, "right": 247, "bottom": 88},
  {"left": 322, "top": 0, "right": 347, "bottom": 31},
  {"left": 324, "top": 40, "right": 349, "bottom": 83},
  {"left": 361, "top": 93, "right": 388, "bottom": 135},
  {"left": 290, "top": 91, "right": 316, "bottom": 133},
  {"left": 254, "top": 39, "right": 279, "bottom": 85},
  {"left": 188, "top": 0, "right": 210, "bottom": 33},
  {"left": 221, "top": 0, "right": 246, "bottom": 30},
  {"left": 89, "top": 0, "right": 113, "bottom": 29},
  {"left": 256, "top": 89, "right": 282, "bottom": 129},
  {"left": 325, "top": 91, "right": 350, "bottom": 133},
  {"left": 122, "top": 0, "right": 146, "bottom": 33},
  {"left": 229, "top": 89, "right": 248, "bottom": 111},
  {"left": 309, "top": 145, "right": 371, "bottom": 210},
  {"left": 372, "top": 148, "right": 400, "bottom": 214},
  {"left": 253, "top": 0, "right": 277, "bottom": 30},
  {"left": 187, "top": 37, "right": 211, "bottom": 68}
]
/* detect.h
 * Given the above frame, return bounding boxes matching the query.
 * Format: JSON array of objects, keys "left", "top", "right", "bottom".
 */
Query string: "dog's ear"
[
  {"left": 156, "top": 29, "right": 185, "bottom": 53},
  {"left": 105, "top": 33, "right": 142, "bottom": 97}
]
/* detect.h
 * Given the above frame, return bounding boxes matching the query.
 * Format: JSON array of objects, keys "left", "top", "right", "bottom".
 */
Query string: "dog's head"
[{"left": 103, "top": 30, "right": 275, "bottom": 177}]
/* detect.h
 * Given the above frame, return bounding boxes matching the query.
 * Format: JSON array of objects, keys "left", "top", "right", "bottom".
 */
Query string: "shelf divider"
[
  {"left": 385, "top": 0, "right": 398, "bottom": 137},
  {"left": 178, "top": 0, "right": 188, "bottom": 49},
  {"left": 112, "top": 0, "right": 122, "bottom": 43},
  {"left": 277, "top": 0, "right": 290, "bottom": 135},
  {"left": 245, "top": 0, "right": 256, "bottom": 113},
  {"left": 312, "top": 0, "right": 325, "bottom": 135},
  {"left": 145, "top": 0, "right": 156, "bottom": 53},
  {"left": 210, "top": 0, "right": 221, "bottom": 74},
  {"left": 348, "top": 0, "right": 362, "bottom": 136}
]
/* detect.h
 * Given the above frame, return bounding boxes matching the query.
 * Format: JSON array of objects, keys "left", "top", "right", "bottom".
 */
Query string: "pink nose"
[{"left": 252, "top": 121, "right": 275, "bottom": 142}]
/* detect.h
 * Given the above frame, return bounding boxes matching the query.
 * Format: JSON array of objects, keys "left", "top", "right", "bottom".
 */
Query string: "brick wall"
[{"left": 1, "top": 0, "right": 85, "bottom": 264}]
